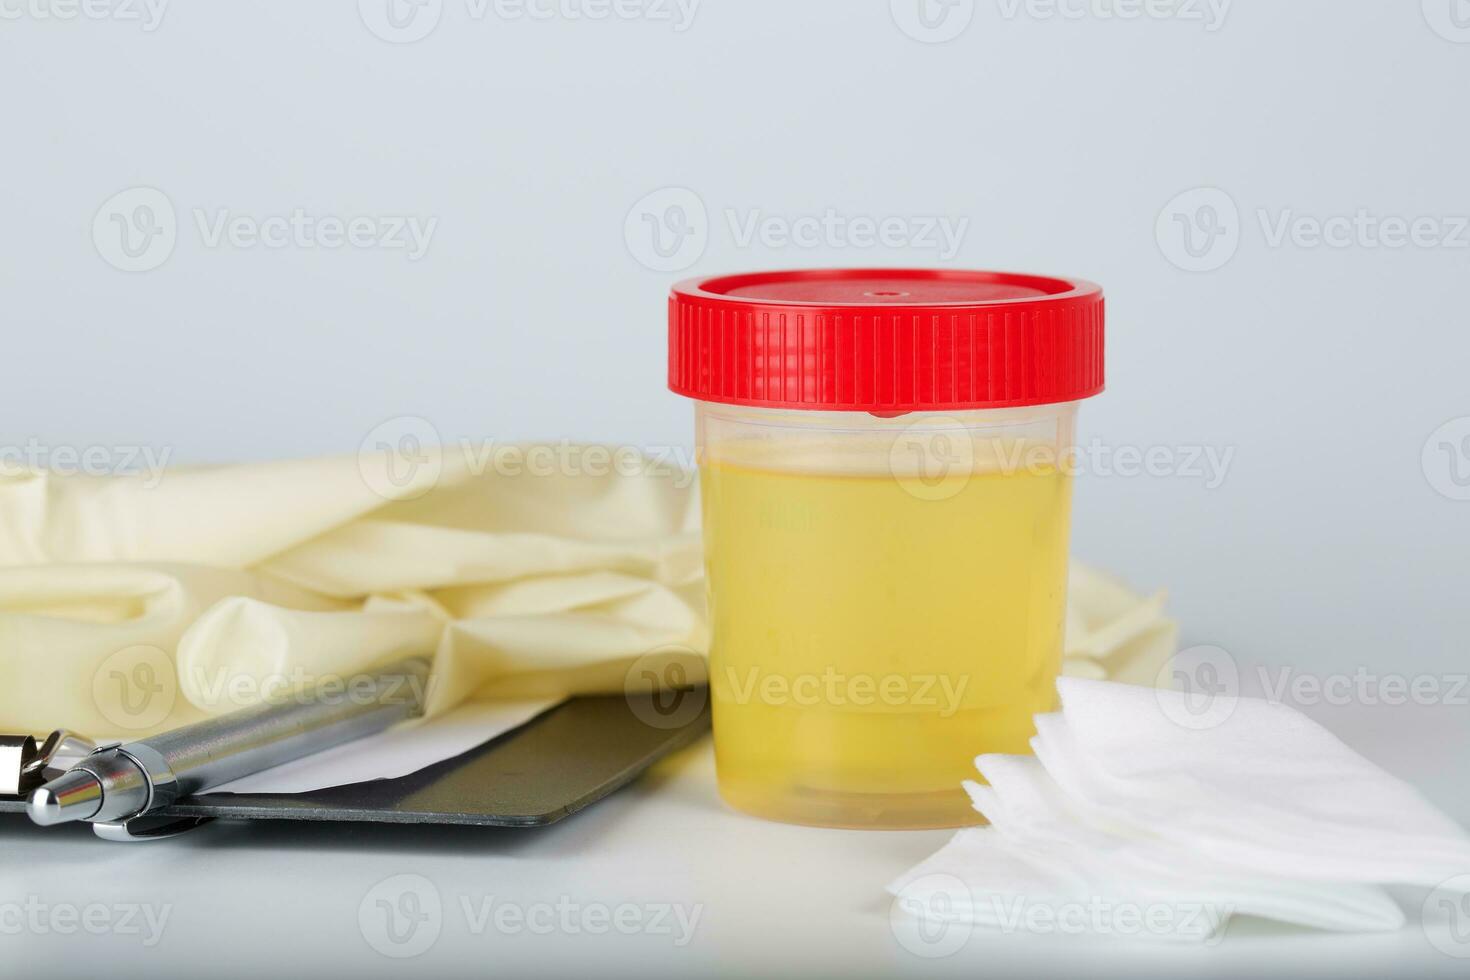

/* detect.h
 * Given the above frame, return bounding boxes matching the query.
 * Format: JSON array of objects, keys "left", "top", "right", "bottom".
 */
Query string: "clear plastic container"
[{"left": 668, "top": 269, "right": 1104, "bottom": 829}]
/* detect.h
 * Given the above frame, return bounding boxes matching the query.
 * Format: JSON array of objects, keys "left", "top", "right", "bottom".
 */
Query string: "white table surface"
[{"left": 6, "top": 699, "right": 1469, "bottom": 979}]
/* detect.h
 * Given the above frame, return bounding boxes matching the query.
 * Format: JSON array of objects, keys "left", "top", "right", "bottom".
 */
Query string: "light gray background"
[
  {"left": 4, "top": 1, "right": 1466, "bottom": 682},
  {"left": 3, "top": 2, "right": 1468, "bottom": 977}
]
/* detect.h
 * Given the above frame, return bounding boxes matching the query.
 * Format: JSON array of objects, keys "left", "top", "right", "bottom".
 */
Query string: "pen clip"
[{"left": 92, "top": 814, "right": 215, "bottom": 843}]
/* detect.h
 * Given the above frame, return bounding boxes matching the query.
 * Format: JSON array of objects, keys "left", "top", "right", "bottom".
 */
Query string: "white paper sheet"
[{"left": 203, "top": 697, "right": 562, "bottom": 795}]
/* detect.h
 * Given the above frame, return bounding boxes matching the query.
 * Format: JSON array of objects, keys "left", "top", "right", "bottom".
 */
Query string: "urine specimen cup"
[{"left": 669, "top": 269, "right": 1105, "bottom": 829}]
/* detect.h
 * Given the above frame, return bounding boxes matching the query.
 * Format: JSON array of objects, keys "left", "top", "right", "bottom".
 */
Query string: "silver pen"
[{"left": 28, "top": 656, "right": 431, "bottom": 831}]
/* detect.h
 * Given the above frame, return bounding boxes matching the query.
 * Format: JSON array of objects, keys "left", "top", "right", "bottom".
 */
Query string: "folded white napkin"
[
  {"left": 891, "top": 677, "right": 1470, "bottom": 943},
  {"left": 0, "top": 452, "right": 1178, "bottom": 745}
]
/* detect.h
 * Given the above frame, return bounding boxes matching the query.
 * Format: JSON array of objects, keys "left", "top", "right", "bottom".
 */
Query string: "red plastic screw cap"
[{"left": 669, "top": 268, "right": 1104, "bottom": 412}]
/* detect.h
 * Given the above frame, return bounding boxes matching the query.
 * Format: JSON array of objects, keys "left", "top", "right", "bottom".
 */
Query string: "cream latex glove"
[
  {"left": 0, "top": 561, "right": 344, "bottom": 735},
  {"left": 0, "top": 451, "right": 1170, "bottom": 739},
  {"left": 1062, "top": 563, "right": 1178, "bottom": 686}
]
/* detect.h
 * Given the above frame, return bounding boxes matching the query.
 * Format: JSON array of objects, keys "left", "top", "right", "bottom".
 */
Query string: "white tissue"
[
  {"left": 890, "top": 677, "right": 1470, "bottom": 943},
  {"left": 1043, "top": 679, "right": 1470, "bottom": 887}
]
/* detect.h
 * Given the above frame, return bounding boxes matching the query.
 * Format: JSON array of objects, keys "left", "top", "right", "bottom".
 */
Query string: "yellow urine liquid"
[{"left": 701, "top": 449, "right": 1071, "bottom": 829}]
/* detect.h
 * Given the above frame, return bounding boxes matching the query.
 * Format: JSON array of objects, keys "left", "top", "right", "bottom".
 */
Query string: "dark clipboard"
[{"left": 0, "top": 689, "right": 710, "bottom": 831}]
